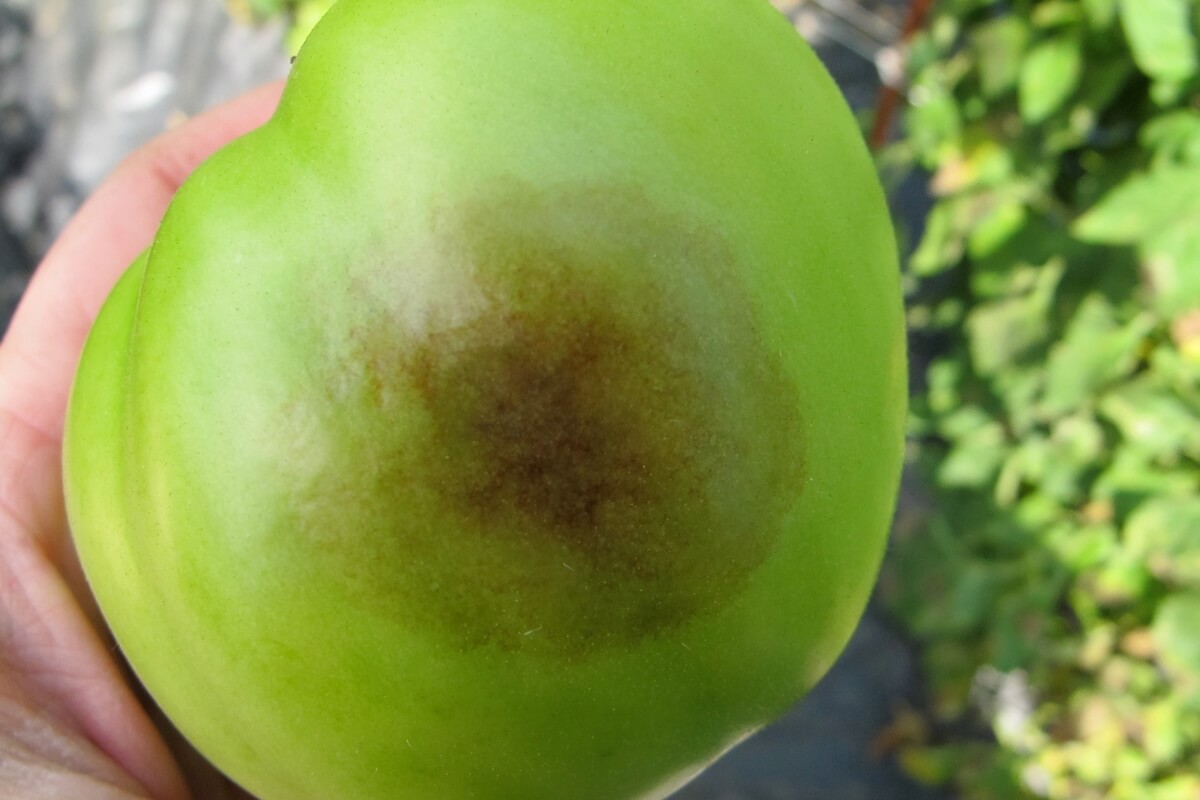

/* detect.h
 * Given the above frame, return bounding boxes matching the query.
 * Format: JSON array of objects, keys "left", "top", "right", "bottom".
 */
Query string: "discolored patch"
[{"left": 287, "top": 180, "right": 806, "bottom": 660}]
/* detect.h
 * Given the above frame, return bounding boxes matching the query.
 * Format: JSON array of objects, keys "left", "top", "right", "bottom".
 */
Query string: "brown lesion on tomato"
[
  {"left": 417, "top": 311, "right": 660, "bottom": 534},
  {"left": 406, "top": 276, "right": 721, "bottom": 574},
  {"left": 298, "top": 179, "right": 806, "bottom": 659}
]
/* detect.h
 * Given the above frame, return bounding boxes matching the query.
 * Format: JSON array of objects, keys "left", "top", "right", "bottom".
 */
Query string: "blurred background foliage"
[
  {"left": 225, "top": 0, "right": 1200, "bottom": 797},
  {"left": 228, "top": 0, "right": 333, "bottom": 52},
  {"left": 880, "top": 0, "right": 1200, "bottom": 797}
]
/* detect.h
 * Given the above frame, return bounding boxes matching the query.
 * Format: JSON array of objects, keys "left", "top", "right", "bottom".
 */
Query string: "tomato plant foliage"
[{"left": 885, "top": 1, "right": 1200, "bottom": 798}]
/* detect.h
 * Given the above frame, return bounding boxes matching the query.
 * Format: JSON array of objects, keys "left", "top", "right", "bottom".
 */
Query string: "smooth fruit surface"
[{"left": 63, "top": 1, "right": 907, "bottom": 798}]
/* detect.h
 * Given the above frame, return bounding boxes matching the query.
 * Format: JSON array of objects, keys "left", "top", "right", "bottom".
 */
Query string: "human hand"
[{"left": 0, "top": 82, "right": 283, "bottom": 800}]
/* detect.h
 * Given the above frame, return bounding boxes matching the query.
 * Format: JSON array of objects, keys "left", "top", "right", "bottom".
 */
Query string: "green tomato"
[{"left": 64, "top": 0, "right": 906, "bottom": 798}]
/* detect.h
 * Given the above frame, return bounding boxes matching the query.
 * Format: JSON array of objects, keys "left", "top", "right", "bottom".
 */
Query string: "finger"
[
  {"left": 0, "top": 510, "right": 188, "bottom": 800},
  {"left": 0, "top": 79, "right": 285, "bottom": 445}
]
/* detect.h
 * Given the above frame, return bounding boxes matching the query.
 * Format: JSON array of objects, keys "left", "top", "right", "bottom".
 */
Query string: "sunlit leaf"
[
  {"left": 1093, "top": 446, "right": 1199, "bottom": 508},
  {"left": 1086, "top": 551, "right": 1153, "bottom": 607},
  {"left": 967, "top": 295, "right": 1050, "bottom": 374},
  {"left": 971, "top": 16, "right": 1030, "bottom": 98},
  {"left": 1082, "top": 0, "right": 1119, "bottom": 29},
  {"left": 911, "top": 200, "right": 965, "bottom": 276},
  {"left": 1099, "top": 378, "right": 1200, "bottom": 462},
  {"left": 1019, "top": 35, "right": 1083, "bottom": 123},
  {"left": 892, "top": 0, "right": 1200, "bottom": 794},
  {"left": 1153, "top": 594, "right": 1200, "bottom": 687},
  {"left": 1124, "top": 497, "right": 1200, "bottom": 588},
  {"left": 1072, "top": 167, "right": 1200, "bottom": 244},
  {"left": 966, "top": 260, "right": 1062, "bottom": 374},
  {"left": 968, "top": 199, "right": 1027, "bottom": 260},
  {"left": 1145, "top": 221, "right": 1200, "bottom": 318},
  {"left": 1118, "top": 0, "right": 1198, "bottom": 84},
  {"left": 1146, "top": 775, "right": 1200, "bottom": 800},
  {"left": 1039, "top": 295, "right": 1153, "bottom": 416},
  {"left": 1142, "top": 110, "right": 1200, "bottom": 167},
  {"left": 937, "top": 420, "right": 1009, "bottom": 488},
  {"left": 1032, "top": 1, "right": 1085, "bottom": 28},
  {"left": 1143, "top": 700, "right": 1187, "bottom": 766},
  {"left": 1047, "top": 521, "right": 1117, "bottom": 572}
]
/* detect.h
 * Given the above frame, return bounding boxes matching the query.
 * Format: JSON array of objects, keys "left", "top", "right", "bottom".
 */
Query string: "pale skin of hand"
[{"left": 0, "top": 82, "right": 283, "bottom": 800}]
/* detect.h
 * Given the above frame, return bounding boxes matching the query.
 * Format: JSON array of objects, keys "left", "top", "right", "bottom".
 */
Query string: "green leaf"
[
  {"left": 967, "top": 295, "right": 1050, "bottom": 374},
  {"left": 1019, "top": 35, "right": 1084, "bottom": 123},
  {"left": 969, "top": 258, "right": 1041, "bottom": 301},
  {"left": 991, "top": 597, "right": 1042, "bottom": 669},
  {"left": 944, "top": 562, "right": 1005, "bottom": 636},
  {"left": 971, "top": 213, "right": 1075, "bottom": 298},
  {"left": 938, "top": 403, "right": 997, "bottom": 440},
  {"left": 998, "top": 428, "right": 1102, "bottom": 507},
  {"left": 1145, "top": 776, "right": 1200, "bottom": 800},
  {"left": 1145, "top": 221, "right": 1200, "bottom": 318},
  {"left": 1152, "top": 343, "right": 1200, "bottom": 405},
  {"left": 1033, "top": 2, "right": 1085, "bottom": 28},
  {"left": 1050, "top": 413, "right": 1106, "bottom": 468},
  {"left": 908, "top": 84, "right": 963, "bottom": 166},
  {"left": 1150, "top": 78, "right": 1189, "bottom": 107},
  {"left": 925, "top": 357, "right": 965, "bottom": 416},
  {"left": 1072, "top": 167, "right": 1200, "bottom": 244},
  {"left": 888, "top": 0, "right": 1200, "bottom": 791},
  {"left": 966, "top": 259, "right": 1063, "bottom": 374},
  {"left": 1118, "top": 0, "right": 1199, "bottom": 84},
  {"left": 1143, "top": 699, "right": 1188, "bottom": 766},
  {"left": 897, "top": 744, "right": 971, "bottom": 787},
  {"left": 1044, "top": 58, "right": 1136, "bottom": 153},
  {"left": 1075, "top": 56, "right": 1137, "bottom": 117},
  {"left": 1093, "top": 446, "right": 1199, "bottom": 511},
  {"left": 1099, "top": 378, "right": 1200, "bottom": 463},
  {"left": 1125, "top": 497, "right": 1200, "bottom": 588},
  {"left": 1047, "top": 521, "right": 1117, "bottom": 572},
  {"left": 1087, "top": 550, "right": 1153, "bottom": 606},
  {"left": 968, "top": 199, "right": 1027, "bottom": 260},
  {"left": 937, "top": 417, "right": 1009, "bottom": 489},
  {"left": 993, "top": 367, "right": 1043, "bottom": 437},
  {"left": 1082, "top": 0, "right": 1119, "bottom": 29},
  {"left": 1143, "top": 110, "right": 1200, "bottom": 167},
  {"left": 971, "top": 16, "right": 1030, "bottom": 98},
  {"left": 1153, "top": 593, "right": 1200, "bottom": 686},
  {"left": 911, "top": 200, "right": 966, "bottom": 276},
  {"left": 995, "top": 436, "right": 1045, "bottom": 506},
  {"left": 1039, "top": 295, "right": 1153, "bottom": 416}
]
